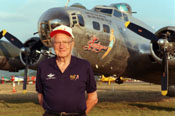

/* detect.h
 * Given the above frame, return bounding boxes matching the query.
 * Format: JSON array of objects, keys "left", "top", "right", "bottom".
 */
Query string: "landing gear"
[
  {"left": 115, "top": 77, "right": 124, "bottom": 84},
  {"left": 167, "top": 85, "right": 175, "bottom": 97}
]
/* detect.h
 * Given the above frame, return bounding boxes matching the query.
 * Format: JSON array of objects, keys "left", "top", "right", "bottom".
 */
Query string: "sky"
[
  {"left": 0, "top": 0, "right": 174, "bottom": 42},
  {"left": 0, "top": 0, "right": 174, "bottom": 76}
]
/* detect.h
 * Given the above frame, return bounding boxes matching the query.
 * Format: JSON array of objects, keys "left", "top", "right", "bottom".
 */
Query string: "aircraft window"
[
  {"left": 73, "top": 21, "right": 77, "bottom": 25},
  {"left": 103, "top": 24, "right": 110, "bottom": 33},
  {"left": 49, "top": 19, "right": 62, "bottom": 29},
  {"left": 123, "top": 13, "right": 128, "bottom": 21},
  {"left": 95, "top": 8, "right": 113, "bottom": 15},
  {"left": 72, "top": 17, "right": 76, "bottom": 19},
  {"left": 113, "top": 10, "right": 122, "bottom": 18},
  {"left": 77, "top": 14, "right": 85, "bottom": 27},
  {"left": 93, "top": 21, "right": 100, "bottom": 30},
  {"left": 51, "top": 23, "right": 60, "bottom": 29}
]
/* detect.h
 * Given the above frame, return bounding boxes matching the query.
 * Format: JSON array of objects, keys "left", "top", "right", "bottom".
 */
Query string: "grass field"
[{"left": 0, "top": 82, "right": 175, "bottom": 116}]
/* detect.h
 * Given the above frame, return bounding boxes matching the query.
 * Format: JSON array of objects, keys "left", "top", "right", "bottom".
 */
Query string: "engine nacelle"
[
  {"left": 19, "top": 37, "right": 48, "bottom": 70},
  {"left": 150, "top": 26, "right": 175, "bottom": 67}
]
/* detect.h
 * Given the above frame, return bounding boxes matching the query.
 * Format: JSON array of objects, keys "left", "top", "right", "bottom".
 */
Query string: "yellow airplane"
[{"left": 98, "top": 75, "right": 129, "bottom": 85}]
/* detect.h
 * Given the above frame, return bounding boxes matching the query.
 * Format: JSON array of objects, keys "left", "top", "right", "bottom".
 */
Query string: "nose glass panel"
[{"left": 38, "top": 8, "right": 70, "bottom": 47}]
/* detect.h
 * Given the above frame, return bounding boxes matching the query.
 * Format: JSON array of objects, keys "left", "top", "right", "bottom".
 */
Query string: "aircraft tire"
[{"left": 167, "top": 85, "right": 175, "bottom": 97}]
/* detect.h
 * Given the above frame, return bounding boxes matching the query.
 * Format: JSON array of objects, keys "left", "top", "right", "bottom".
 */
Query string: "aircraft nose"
[{"left": 38, "top": 8, "right": 70, "bottom": 47}]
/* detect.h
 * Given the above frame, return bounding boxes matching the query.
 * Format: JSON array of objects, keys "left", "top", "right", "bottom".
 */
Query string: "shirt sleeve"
[
  {"left": 36, "top": 65, "right": 43, "bottom": 93},
  {"left": 86, "top": 61, "right": 97, "bottom": 93}
]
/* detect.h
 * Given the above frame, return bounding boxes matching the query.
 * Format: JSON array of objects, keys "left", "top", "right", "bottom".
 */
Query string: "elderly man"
[{"left": 36, "top": 25, "right": 98, "bottom": 116}]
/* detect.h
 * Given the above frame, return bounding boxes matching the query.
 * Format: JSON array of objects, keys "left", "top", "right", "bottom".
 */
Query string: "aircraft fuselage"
[{"left": 38, "top": 6, "right": 173, "bottom": 84}]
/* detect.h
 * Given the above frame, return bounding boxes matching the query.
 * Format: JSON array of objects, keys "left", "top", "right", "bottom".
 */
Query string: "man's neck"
[{"left": 56, "top": 55, "right": 71, "bottom": 65}]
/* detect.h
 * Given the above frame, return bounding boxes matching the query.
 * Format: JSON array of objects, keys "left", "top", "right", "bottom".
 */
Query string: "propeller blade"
[
  {"left": 0, "top": 31, "right": 3, "bottom": 39},
  {"left": 125, "top": 21, "right": 158, "bottom": 42},
  {"left": 2, "top": 30, "right": 24, "bottom": 48},
  {"left": 31, "top": 40, "right": 43, "bottom": 50},
  {"left": 23, "top": 56, "right": 29, "bottom": 94},
  {"left": 161, "top": 49, "right": 168, "bottom": 96},
  {"left": 168, "top": 32, "right": 175, "bottom": 42}
]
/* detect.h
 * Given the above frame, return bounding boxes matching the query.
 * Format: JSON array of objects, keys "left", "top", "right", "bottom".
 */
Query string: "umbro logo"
[{"left": 46, "top": 73, "right": 56, "bottom": 80}]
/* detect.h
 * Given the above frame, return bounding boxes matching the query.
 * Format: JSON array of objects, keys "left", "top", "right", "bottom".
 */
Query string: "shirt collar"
[{"left": 50, "top": 56, "right": 77, "bottom": 69}]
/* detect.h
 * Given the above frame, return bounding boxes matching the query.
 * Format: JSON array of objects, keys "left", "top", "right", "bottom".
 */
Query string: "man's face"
[{"left": 52, "top": 33, "right": 74, "bottom": 58}]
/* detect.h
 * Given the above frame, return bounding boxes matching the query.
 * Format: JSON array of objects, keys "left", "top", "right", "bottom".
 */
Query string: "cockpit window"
[
  {"left": 77, "top": 14, "right": 85, "bottom": 27},
  {"left": 95, "top": 8, "right": 113, "bottom": 15},
  {"left": 113, "top": 9, "right": 122, "bottom": 19},
  {"left": 93, "top": 21, "right": 100, "bottom": 30}
]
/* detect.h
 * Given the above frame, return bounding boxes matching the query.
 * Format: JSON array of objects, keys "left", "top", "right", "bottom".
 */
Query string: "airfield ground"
[{"left": 0, "top": 82, "right": 175, "bottom": 116}]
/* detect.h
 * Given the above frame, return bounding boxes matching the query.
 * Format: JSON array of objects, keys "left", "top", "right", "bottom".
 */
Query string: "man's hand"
[
  {"left": 38, "top": 93, "right": 43, "bottom": 106},
  {"left": 86, "top": 91, "right": 98, "bottom": 114}
]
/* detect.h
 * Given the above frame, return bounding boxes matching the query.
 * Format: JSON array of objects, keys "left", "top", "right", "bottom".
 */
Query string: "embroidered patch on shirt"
[
  {"left": 70, "top": 74, "right": 79, "bottom": 80},
  {"left": 46, "top": 73, "right": 56, "bottom": 80}
]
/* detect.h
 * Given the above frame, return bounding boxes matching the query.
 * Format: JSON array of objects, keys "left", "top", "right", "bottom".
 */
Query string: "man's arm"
[
  {"left": 38, "top": 93, "right": 43, "bottom": 106},
  {"left": 86, "top": 91, "right": 98, "bottom": 114}
]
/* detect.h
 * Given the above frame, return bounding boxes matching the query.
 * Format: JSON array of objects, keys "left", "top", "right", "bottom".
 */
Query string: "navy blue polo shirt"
[{"left": 36, "top": 56, "right": 96, "bottom": 113}]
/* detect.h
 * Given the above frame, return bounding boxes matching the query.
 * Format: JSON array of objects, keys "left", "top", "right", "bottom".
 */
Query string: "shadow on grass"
[
  {"left": 0, "top": 90, "right": 172, "bottom": 104},
  {"left": 97, "top": 90, "right": 171, "bottom": 102},
  {"left": 0, "top": 92, "right": 38, "bottom": 104},
  {"left": 129, "top": 103, "right": 175, "bottom": 111},
  {"left": 0, "top": 84, "right": 174, "bottom": 105}
]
